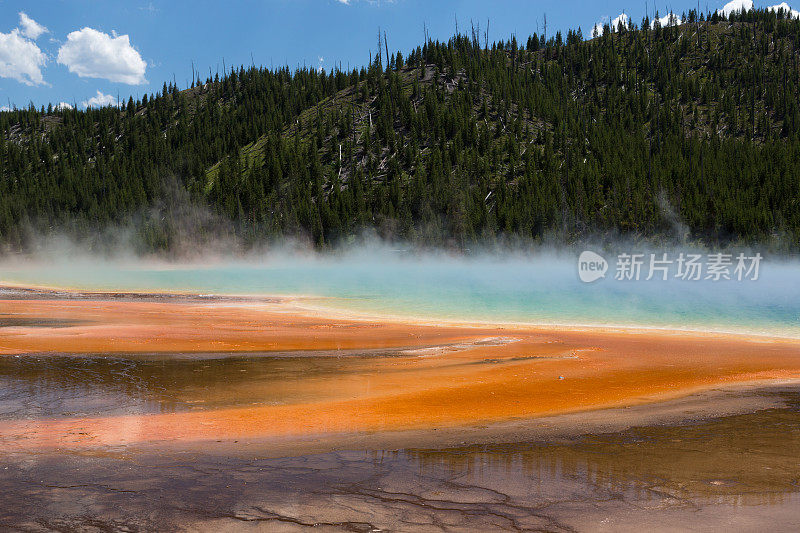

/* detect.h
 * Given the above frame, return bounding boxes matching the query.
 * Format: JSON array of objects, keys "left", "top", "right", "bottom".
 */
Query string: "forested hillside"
[{"left": 2, "top": 7, "right": 800, "bottom": 252}]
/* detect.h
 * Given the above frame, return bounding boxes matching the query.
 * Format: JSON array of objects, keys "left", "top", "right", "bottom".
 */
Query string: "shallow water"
[
  {"left": 0, "top": 352, "right": 406, "bottom": 420},
  {"left": 2, "top": 251, "right": 800, "bottom": 336},
  {"left": 2, "top": 254, "right": 800, "bottom": 529},
  {"left": 1, "top": 387, "right": 799, "bottom": 532}
]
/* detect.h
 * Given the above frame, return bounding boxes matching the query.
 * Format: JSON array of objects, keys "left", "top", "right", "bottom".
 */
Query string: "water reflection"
[
  {"left": 0, "top": 352, "right": 403, "bottom": 419},
  {"left": 2, "top": 313, "right": 800, "bottom": 531},
  {"left": 1, "top": 390, "right": 799, "bottom": 531},
  {"left": 407, "top": 395, "right": 800, "bottom": 507}
]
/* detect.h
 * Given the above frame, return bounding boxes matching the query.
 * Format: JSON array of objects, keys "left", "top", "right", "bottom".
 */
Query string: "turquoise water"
[{"left": 1, "top": 250, "right": 799, "bottom": 337}]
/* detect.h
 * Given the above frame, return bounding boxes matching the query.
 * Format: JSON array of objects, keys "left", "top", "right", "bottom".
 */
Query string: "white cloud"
[
  {"left": 612, "top": 13, "right": 630, "bottom": 30},
  {"left": 0, "top": 28, "right": 46, "bottom": 85},
  {"left": 82, "top": 90, "right": 118, "bottom": 109},
  {"left": 718, "top": 0, "right": 754, "bottom": 16},
  {"left": 336, "top": 0, "right": 396, "bottom": 4},
  {"left": 18, "top": 12, "right": 47, "bottom": 40},
  {"left": 768, "top": 2, "right": 800, "bottom": 18},
  {"left": 651, "top": 11, "right": 680, "bottom": 28},
  {"left": 55, "top": 102, "right": 74, "bottom": 110},
  {"left": 591, "top": 17, "right": 608, "bottom": 38},
  {"left": 592, "top": 13, "right": 630, "bottom": 37},
  {"left": 57, "top": 27, "right": 147, "bottom": 84},
  {"left": 0, "top": 105, "right": 11, "bottom": 112}
]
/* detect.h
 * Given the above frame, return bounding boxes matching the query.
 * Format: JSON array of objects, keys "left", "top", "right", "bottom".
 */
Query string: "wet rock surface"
[{"left": 2, "top": 391, "right": 800, "bottom": 532}]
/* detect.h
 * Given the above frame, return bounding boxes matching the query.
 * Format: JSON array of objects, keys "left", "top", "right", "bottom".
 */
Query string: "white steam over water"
[{"left": 1, "top": 246, "right": 799, "bottom": 337}]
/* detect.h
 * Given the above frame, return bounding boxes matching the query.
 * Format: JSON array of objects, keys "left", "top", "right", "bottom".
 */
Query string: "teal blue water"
[{"left": 1, "top": 251, "right": 799, "bottom": 337}]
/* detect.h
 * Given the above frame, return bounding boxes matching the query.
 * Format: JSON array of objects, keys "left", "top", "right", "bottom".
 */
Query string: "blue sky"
[{"left": 0, "top": 0, "right": 794, "bottom": 110}]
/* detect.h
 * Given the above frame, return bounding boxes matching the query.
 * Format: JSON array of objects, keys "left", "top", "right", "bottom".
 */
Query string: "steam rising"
[
  {"left": 0, "top": 171, "right": 797, "bottom": 336},
  {"left": 1, "top": 237, "right": 799, "bottom": 338}
]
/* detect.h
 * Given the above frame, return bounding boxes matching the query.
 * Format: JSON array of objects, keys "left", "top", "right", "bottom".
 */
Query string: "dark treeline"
[{"left": 2, "top": 7, "right": 800, "bottom": 252}]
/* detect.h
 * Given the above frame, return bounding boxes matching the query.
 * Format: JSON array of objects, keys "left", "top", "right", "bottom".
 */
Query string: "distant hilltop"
[{"left": 2, "top": 7, "right": 800, "bottom": 253}]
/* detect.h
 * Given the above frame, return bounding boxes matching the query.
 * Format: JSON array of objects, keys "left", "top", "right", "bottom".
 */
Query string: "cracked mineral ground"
[
  {"left": 1, "top": 290, "right": 800, "bottom": 531},
  {"left": 1, "top": 386, "right": 800, "bottom": 532}
]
